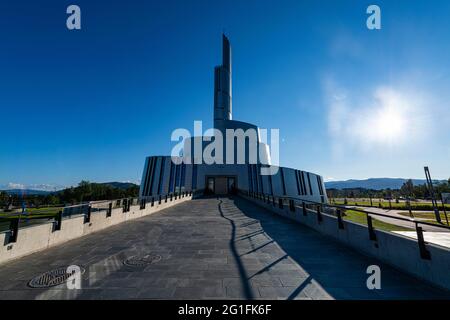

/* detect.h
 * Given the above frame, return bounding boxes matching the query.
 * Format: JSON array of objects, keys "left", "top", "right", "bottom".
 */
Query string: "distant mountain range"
[
  {"left": 325, "top": 178, "right": 446, "bottom": 190},
  {"left": 2, "top": 189, "right": 53, "bottom": 195},
  {"left": 1, "top": 182, "right": 139, "bottom": 195}
]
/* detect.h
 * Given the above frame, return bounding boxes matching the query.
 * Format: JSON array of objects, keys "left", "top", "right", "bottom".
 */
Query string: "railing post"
[
  {"left": 317, "top": 205, "right": 322, "bottom": 223},
  {"left": 151, "top": 197, "right": 154, "bottom": 207},
  {"left": 123, "top": 199, "right": 127, "bottom": 213},
  {"left": 107, "top": 202, "right": 112, "bottom": 217},
  {"left": 336, "top": 209, "right": 344, "bottom": 229},
  {"left": 55, "top": 210, "right": 62, "bottom": 230},
  {"left": 367, "top": 216, "right": 377, "bottom": 241},
  {"left": 85, "top": 205, "right": 91, "bottom": 223},
  {"left": 415, "top": 222, "right": 431, "bottom": 260},
  {"left": 9, "top": 219, "right": 19, "bottom": 243},
  {"left": 302, "top": 202, "right": 307, "bottom": 216},
  {"left": 289, "top": 199, "right": 295, "bottom": 212}
]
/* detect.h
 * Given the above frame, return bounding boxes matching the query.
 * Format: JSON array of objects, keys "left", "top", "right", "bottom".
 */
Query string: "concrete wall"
[
  {"left": 241, "top": 193, "right": 450, "bottom": 292},
  {"left": 0, "top": 194, "right": 192, "bottom": 266}
]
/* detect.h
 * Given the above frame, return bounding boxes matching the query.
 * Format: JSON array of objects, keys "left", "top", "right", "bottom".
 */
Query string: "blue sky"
[{"left": 1, "top": 0, "right": 449, "bottom": 190}]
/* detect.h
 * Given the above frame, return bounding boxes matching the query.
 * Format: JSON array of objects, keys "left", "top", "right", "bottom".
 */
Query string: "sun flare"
[{"left": 374, "top": 106, "right": 406, "bottom": 142}]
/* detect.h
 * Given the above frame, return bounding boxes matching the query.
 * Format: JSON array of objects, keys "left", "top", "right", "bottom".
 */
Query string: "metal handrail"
[
  {"left": 0, "top": 190, "right": 196, "bottom": 242},
  {"left": 240, "top": 190, "right": 450, "bottom": 231},
  {"left": 240, "top": 190, "right": 450, "bottom": 259}
]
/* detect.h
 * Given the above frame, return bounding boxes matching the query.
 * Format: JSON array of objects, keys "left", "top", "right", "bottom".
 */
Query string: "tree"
[
  {"left": 400, "top": 179, "right": 414, "bottom": 197},
  {"left": 77, "top": 180, "right": 92, "bottom": 202}
]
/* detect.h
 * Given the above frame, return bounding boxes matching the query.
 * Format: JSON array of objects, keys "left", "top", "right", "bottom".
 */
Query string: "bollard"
[
  {"left": 107, "top": 203, "right": 112, "bottom": 217},
  {"left": 302, "top": 202, "right": 307, "bottom": 216},
  {"left": 159, "top": 195, "right": 162, "bottom": 205},
  {"left": 55, "top": 210, "right": 62, "bottom": 230},
  {"left": 165, "top": 195, "right": 168, "bottom": 203},
  {"left": 278, "top": 198, "right": 283, "bottom": 209},
  {"left": 336, "top": 209, "right": 344, "bottom": 229},
  {"left": 415, "top": 223, "right": 431, "bottom": 260},
  {"left": 151, "top": 197, "right": 154, "bottom": 207},
  {"left": 8, "top": 219, "right": 19, "bottom": 243},
  {"left": 317, "top": 205, "right": 322, "bottom": 223},
  {"left": 289, "top": 199, "right": 295, "bottom": 212},
  {"left": 367, "top": 216, "right": 377, "bottom": 241},
  {"left": 85, "top": 206, "right": 91, "bottom": 223}
]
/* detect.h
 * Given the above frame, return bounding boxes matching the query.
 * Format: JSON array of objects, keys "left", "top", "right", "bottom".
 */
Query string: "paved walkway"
[{"left": 0, "top": 197, "right": 448, "bottom": 300}]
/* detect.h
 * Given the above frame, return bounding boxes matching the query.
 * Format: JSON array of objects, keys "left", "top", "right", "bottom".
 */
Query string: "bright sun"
[{"left": 375, "top": 106, "right": 405, "bottom": 142}]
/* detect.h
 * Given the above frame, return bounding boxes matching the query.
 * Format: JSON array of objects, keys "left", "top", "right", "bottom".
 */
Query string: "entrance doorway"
[
  {"left": 205, "top": 176, "right": 237, "bottom": 195},
  {"left": 206, "top": 177, "right": 215, "bottom": 194}
]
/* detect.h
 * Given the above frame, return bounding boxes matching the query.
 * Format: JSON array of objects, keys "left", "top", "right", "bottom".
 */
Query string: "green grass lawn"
[
  {"left": 343, "top": 210, "right": 412, "bottom": 232},
  {"left": 0, "top": 207, "right": 62, "bottom": 219}
]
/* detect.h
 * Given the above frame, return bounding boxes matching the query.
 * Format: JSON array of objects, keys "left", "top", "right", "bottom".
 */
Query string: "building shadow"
[{"left": 227, "top": 196, "right": 450, "bottom": 300}]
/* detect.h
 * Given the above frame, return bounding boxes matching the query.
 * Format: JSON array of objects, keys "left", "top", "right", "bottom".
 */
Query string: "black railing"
[
  {"left": 0, "top": 190, "right": 196, "bottom": 245},
  {"left": 239, "top": 190, "right": 450, "bottom": 261}
]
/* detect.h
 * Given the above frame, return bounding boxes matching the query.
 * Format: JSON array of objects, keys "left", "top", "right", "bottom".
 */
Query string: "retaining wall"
[
  {"left": 241, "top": 194, "right": 450, "bottom": 292},
  {"left": 0, "top": 194, "right": 192, "bottom": 265}
]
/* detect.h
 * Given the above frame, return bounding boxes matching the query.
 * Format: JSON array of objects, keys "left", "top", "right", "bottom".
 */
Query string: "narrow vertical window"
[
  {"left": 317, "top": 175, "right": 324, "bottom": 196},
  {"left": 307, "top": 172, "right": 313, "bottom": 195},
  {"left": 174, "top": 165, "right": 180, "bottom": 193},
  {"left": 180, "top": 163, "right": 186, "bottom": 191},
  {"left": 295, "top": 170, "right": 301, "bottom": 195},
  {"left": 192, "top": 164, "right": 198, "bottom": 190},
  {"left": 258, "top": 164, "right": 264, "bottom": 194},
  {"left": 268, "top": 172, "right": 273, "bottom": 195},
  {"left": 148, "top": 157, "right": 158, "bottom": 195},
  {"left": 168, "top": 162, "right": 175, "bottom": 193},
  {"left": 144, "top": 157, "right": 154, "bottom": 196},
  {"left": 280, "top": 167, "right": 286, "bottom": 195},
  {"left": 301, "top": 171, "right": 307, "bottom": 195},
  {"left": 253, "top": 165, "right": 259, "bottom": 193},
  {"left": 157, "top": 157, "right": 165, "bottom": 195},
  {"left": 248, "top": 165, "right": 253, "bottom": 192}
]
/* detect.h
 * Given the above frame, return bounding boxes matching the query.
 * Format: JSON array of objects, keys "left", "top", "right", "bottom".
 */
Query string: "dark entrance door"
[
  {"left": 227, "top": 177, "right": 236, "bottom": 194},
  {"left": 206, "top": 177, "right": 215, "bottom": 194}
]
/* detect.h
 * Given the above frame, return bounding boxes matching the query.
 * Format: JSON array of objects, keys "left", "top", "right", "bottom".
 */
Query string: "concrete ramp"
[{"left": 0, "top": 197, "right": 448, "bottom": 300}]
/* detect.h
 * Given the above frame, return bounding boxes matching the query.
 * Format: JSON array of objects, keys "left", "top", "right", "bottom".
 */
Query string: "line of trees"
[
  {"left": 1, "top": 181, "right": 140, "bottom": 208},
  {"left": 327, "top": 179, "right": 450, "bottom": 200}
]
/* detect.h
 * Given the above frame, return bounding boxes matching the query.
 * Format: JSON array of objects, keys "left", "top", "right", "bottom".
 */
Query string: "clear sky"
[{"left": 1, "top": 0, "right": 449, "bottom": 190}]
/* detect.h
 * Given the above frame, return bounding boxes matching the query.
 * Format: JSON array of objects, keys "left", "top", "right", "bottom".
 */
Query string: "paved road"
[{"left": 0, "top": 197, "right": 448, "bottom": 300}]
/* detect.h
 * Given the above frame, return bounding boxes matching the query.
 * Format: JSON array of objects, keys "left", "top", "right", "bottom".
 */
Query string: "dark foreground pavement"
[{"left": 0, "top": 196, "right": 448, "bottom": 300}]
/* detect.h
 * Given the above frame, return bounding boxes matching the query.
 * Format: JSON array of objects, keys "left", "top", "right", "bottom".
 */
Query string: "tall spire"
[
  {"left": 214, "top": 34, "right": 232, "bottom": 132},
  {"left": 222, "top": 34, "right": 231, "bottom": 73}
]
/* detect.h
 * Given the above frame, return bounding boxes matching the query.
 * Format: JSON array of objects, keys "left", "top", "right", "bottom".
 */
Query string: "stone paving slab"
[{"left": 0, "top": 196, "right": 449, "bottom": 300}]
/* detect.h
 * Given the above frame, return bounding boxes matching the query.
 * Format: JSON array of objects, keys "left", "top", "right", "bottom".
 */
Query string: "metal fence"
[
  {"left": 0, "top": 191, "right": 196, "bottom": 245},
  {"left": 240, "top": 190, "right": 450, "bottom": 261}
]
